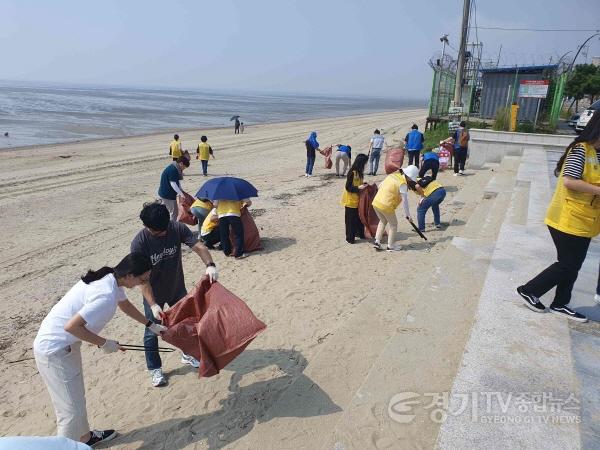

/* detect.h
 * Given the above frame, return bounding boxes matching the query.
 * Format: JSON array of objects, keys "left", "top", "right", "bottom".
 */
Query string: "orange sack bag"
[
  {"left": 176, "top": 193, "right": 198, "bottom": 226},
  {"left": 384, "top": 147, "right": 405, "bottom": 174},
  {"left": 358, "top": 184, "right": 380, "bottom": 239},
  {"left": 162, "top": 277, "right": 267, "bottom": 377},
  {"left": 320, "top": 146, "right": 333, "bottom": 169},
  {"left": 229, "top": 207, "right": 262, "bottom": 254}
]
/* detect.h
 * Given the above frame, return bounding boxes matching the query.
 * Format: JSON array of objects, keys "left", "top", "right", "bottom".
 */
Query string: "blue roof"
[{"left": 480, "top": 64, "right": 558, "bottom": 74}]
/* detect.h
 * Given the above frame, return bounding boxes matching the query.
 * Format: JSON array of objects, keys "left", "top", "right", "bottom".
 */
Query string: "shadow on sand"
[{"left": 113, "top": 349, "right": 340, "bottom": 449}]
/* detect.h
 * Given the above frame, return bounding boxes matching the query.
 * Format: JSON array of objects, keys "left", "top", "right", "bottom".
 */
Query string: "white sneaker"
[
  {"left": 181, "top": 354, "right": 200, "bottom": 368},
  {"left": 304, "top": 173, "right": 308, "bottom": 177},
  {"left": 307, "top": 174, "right": 312, "bottom": 178},
  {"left": 150, "top": 368, "right": 167, "bottom": 387},
  {"left": 386, "top": 244, "right": 402, "bottom": 252},
  {"left": 453, "top": 173, "right": 458, "bottom": 176},
  {"left": 459, "top": 170, "right": 465, "bottom": 175},
  {"left": 594, "top": 294, "right": 600, "bottom": 304}
]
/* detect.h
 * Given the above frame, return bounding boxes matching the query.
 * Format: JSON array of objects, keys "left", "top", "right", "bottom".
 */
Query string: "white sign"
[
  {"left": 518, "top": 80, "right": 550, "bottom": 99},
  {"left": 448, "top": 106, "right": 463, "bottom": 115}
]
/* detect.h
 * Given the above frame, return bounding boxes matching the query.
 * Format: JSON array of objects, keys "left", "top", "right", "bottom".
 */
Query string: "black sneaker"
[
  {"left": 549, "top": 305, "right": 588, "bottom": 323},
  {"left": 86, "top": 430, "right": 117, "bottom": 447},
  {"left": 516, "top": 286, "right": 545, "bottom": 312}
]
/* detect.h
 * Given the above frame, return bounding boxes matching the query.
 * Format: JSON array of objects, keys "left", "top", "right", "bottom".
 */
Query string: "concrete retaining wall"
[{"left": 469, "top": 129, "right": 573, "bottom": 168}]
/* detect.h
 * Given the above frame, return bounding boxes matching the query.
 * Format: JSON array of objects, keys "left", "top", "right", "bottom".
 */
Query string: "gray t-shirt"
[{"left": 130, "top": 221, "right": 198, "bottom": 305}]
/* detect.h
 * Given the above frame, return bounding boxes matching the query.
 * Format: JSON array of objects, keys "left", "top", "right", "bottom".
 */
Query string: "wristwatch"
[{"left": 206, "top": 262, "right": 216, "bottom": 268}]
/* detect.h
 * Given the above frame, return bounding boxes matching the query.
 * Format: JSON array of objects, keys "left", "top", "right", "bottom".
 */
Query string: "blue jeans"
[
  {"left": 305, "top": 155, "right": 315, "bottom": 175},
  {"left": 369, "top": 149, "right": 381, "bottom": 174},
  {"left": 417, "top": 188, "right": 446, "bottom": 231},
  {"left": 143, "top": 295, "right": 182, "bottom": 370},
  {"left": 200, "top": 159, "right": 208, "bottom": 176},
  {"left": 190, "top": 206, "right": 210, "bottom": 232}
]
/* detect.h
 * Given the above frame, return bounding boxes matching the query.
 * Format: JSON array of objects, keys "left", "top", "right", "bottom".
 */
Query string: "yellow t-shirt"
[
  {"left": 372, "top": 172, "right": 406, "bottom": 214},
  {"left": 170, "top": 140, "right": 182, "bottom": 159},
  {"left": 201, "top": 210, "right": 219, "bottom": 236},
  {"left": 340, "top": 171, "right": 363, "bottom": 208},
  {"left": 191, "top": 199, "right": 213, "bottom": 210},
  {"left": 216, "top": 200, "right": 243, "bottom": 218},
  {"left": 197, "top": 142, "right": 210, "bottom": 161}
]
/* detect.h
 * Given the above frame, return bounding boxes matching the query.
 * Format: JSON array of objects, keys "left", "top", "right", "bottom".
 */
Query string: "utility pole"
[
  {"left": 453, "top": 0, "right": 471, "bottom": 107},
  {"left": 436, "top": 34, "right": 449, "bottom": 117}
]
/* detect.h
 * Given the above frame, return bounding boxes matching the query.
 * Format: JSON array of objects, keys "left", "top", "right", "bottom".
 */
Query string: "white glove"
[
  {"left": 100, "top": 339, "right": 120, "bottom": 353},
  {"left": 148, "top": 323, "right": 168, "bottom": 335},
  {"left": 150, "top": 304, "right": 163, "bottom": 320},
  {"left": 206, "top": 265, "right": 218, "bottom": 283}
]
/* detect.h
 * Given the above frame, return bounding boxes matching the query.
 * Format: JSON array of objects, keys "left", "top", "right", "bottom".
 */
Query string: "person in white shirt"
[
  {"left": 33, "top": 253, "right": 166, "bottom": 448},
  {"left": 368, "top": 129, "right": 385, "bottom": 175}
]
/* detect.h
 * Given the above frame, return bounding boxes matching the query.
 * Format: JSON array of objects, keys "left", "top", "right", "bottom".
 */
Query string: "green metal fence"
[{"left": 428, "top": 69, "right": 456, "bottom": 118}]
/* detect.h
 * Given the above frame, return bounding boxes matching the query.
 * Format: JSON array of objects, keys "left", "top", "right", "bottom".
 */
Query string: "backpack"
[{"left": 459, "top": 129, "right": 469, "bottom": 148}]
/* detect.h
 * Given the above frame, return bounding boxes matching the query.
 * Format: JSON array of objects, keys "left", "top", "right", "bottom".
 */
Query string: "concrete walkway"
[{"left": 437, "top": 148, "right": 600, "bottom": 450}]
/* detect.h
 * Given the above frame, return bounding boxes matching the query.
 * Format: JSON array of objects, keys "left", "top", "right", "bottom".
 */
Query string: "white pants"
[
  {"left": 335, "top": 151, "right": 350, "bottom": 176},
  {"left": 34, "top": 342, "right": 90, "bottom": 440},
  {"left": 374, "top": 207, "right": 398, "bottom": 247}
]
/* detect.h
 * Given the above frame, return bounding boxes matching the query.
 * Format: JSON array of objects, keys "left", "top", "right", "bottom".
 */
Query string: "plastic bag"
[
  {"left": 177, "top": 193, "right": 198, "bottom": 226},
  {"left": 162, "top": 277, "right": 267, "bottom": 377},
  {"left": 320, "top": 146, "right": 333, "bottom": 169},
  {"left": 384, "top": 147, "right": 405, "bottom": 174},
  {"left": 358, "top": 183, "right": 380, "bottom": 239}
]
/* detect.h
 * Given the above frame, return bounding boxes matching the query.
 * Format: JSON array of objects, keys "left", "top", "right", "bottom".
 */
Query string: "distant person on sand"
[
  {"left": 240, "top": 122, "right": 245, "bottom": 134},
  {"left": 452, "top": 121, "right": 470, "bottom": 176},
  {"left": 234, "top": 118, "right": 240, "bottom": 134},
  {"left": 371, "top": 165, "right": 416, "bottom": 252},
  {"left": 368, "top": 129, "right": 385, "bottom": 175},
  {"left": 304, "top": 131, "right": 320, "bottom": 178},
  {"left": 340, "top": 154, "right": 368, "bottom": 244},
  {"left": 405, "top": 124, "right": 424, "bottom": 168},
  {"left": 169, "top": 134, "right": 183, "bottom": 161},
  {"left": 335, "top": 144, "right": 352, "bottom": 177},
  {"left": 408, "top": 172, "right": 446, "bottom": 232},
  {"left": 419, "top": 148, "right": 440, "bottom": 180},
  {"left": 158, "top": 156, "right": 190, "bottom": 221},
  {"left": 131, "top": 202, "right": 218, "bottom": 387},
  {"left": 33, "top": 252, "right": 166, "bottom": 447},
  {"left": 517, "top": 112, "right": 600, "bottom": 323},
  {"left": 196, "top": 135, "right": 214, "bottom": 176}
]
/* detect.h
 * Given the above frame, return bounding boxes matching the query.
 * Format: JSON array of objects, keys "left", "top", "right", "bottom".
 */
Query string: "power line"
[{"left": 472, "top": 26, "right": 600, "bottom": 32}]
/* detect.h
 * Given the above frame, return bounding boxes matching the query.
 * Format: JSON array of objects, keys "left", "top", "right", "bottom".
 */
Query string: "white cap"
[{"left": 403, "top": 165, "right": 419, "bottom": 181}]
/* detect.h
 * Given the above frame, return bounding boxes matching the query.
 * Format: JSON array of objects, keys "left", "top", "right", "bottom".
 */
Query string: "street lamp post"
[{"left": 436, "top": 34, "right": 449, "bottom": 117}]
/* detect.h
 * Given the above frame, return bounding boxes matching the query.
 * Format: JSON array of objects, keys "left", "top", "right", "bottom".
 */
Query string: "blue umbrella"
[{"left": 196, "top": 177, "right": 258, "bottom": 201}]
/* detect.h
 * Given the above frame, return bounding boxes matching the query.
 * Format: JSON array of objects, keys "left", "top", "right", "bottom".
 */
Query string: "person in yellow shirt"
[
  {"left": 200, "top": 208, "right": 221, "bottom": 248},
  {"left": 371, "top": 165, "right": 417, "bottom": 252},
  {"left": 196, "top": 135, "right": 214, "bottom": 176},
  {"left": 411, "top": 174, "right": 446, "bottom": 232},
  {"left": 169, "top": 134, "right": 183, "bottom": 161},
  {"left": 517, "top": 112, "right": 600, "bottom": 323},
  {"left": 340, "top": 154, "right": 368, "bottom": 244},
  {"left": 214, "top": 198, "right": 252, "bottom": 259},
  {"left": 190, "top": 197, "right": 213, "bottom": 234}
]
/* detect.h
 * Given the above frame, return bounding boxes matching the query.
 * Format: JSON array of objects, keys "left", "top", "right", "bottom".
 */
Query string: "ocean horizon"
[{"left": 0, "top": 80, "right": 425, "bottom": 149}]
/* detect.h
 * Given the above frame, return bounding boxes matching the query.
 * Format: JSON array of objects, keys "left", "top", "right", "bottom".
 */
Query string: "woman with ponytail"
[
  {"left": 33, "top": 253, "right": 167, "bottom": 447},
  {"left": 517, "top": 112, "right": 600, "bottom": 323}
]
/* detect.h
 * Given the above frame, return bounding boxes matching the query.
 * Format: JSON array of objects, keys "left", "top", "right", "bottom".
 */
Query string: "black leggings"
[
  {"left": 345, "top": 207, "right": 365, "bottom": 243},
  {"left": 454, "top": 148, "right": 467, "bottom": 173},
  {"left": 523, "top": 226, "right": 591, "bottom": 308},
  {"left": 419, "top": 159, "right": 439, "bottom": 180}
]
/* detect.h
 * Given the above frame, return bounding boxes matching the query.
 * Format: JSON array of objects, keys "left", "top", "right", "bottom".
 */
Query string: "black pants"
[
  {"left": 454, "top": 148, "right": 467, "bottom": 173},
  {"left": 201, "top": 228, "right": 221, "bottom": 248},
  {"left": 419, "top": 159, "right": 440, "bottom": 180},
  {"left": 219, "top": 216, "right": 244, "bottom": 257},
  {"left": 407, "top": 151, "right": 420, "bottom": 168},
  {"left": 345, "top": 207, "right": 365, "bottom": 243},
  {"left": 523, "top": 226, "right": 591, "bottom": 308}
]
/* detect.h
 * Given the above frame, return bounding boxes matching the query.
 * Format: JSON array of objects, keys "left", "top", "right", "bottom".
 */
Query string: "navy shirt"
[{"left": 158, "top": 162, "right": 182, "bottom": 200}]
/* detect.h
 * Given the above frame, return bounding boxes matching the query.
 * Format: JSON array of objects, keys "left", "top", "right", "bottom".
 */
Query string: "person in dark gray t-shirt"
[{"left": 130, "top": 201, "right": 218, "bottom": 387}]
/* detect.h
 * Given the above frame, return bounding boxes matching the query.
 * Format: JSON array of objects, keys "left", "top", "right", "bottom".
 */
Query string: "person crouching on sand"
[
  {"left": 190, "top": 197, "right": 214, "bottom": 235},
  {"left": 33, "top": 253, "right": 166, "bottom": 447},
  {"left": 335, "top": 144, "right": 352, "bottom": 177},
  {"left": 214, "top": 198, "right": 252, "bottom": 258},
  {"left": 371, "top": 165, "right": 417, "bottom": 252},
  {"left": 200, "top": 208, "right": 221, "bottom": 249},
  {"left": 340, "top": 154, "right": 368, "bottom": 243},
  {"left": 407, "top": 172, "right": 447, "bottom": 232}
]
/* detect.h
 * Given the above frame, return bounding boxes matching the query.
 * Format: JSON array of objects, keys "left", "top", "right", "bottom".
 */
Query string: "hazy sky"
[{"left": 1, "top": 0, "right": 599, "bottom": 98}]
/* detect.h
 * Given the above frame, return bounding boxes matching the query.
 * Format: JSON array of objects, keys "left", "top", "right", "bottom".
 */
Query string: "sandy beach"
[{"left": 0, "top": 109, "right": 501, "bottom": 449}]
